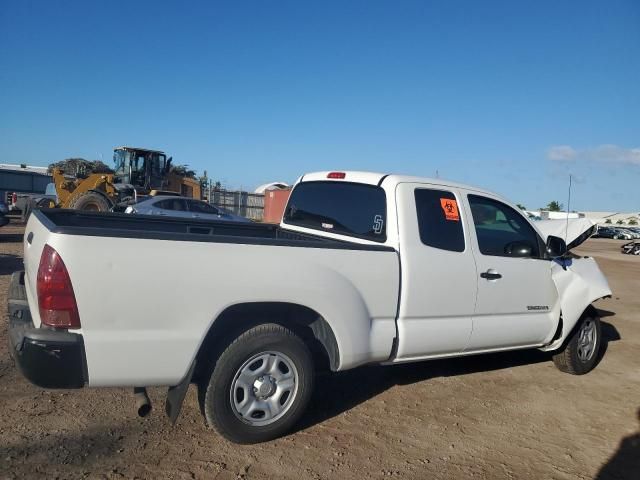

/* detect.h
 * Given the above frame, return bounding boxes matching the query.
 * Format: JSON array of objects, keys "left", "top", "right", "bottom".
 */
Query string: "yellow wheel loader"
[{"left": 43, "top": 147, "right": 201, "bottom": 214}]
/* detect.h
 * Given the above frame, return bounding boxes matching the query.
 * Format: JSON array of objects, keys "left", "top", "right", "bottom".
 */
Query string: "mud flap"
[{"left": 165, "top": 360, "right": 196, "bottom": 425}]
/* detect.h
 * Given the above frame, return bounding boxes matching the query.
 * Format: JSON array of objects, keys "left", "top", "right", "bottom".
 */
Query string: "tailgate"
[{"left": 22, "top": 211, "right": 52, "bottom": 327}]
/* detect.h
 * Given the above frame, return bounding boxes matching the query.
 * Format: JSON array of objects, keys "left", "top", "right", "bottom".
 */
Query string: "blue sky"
[{"left": 1, "top": 0, "right": 639, "bottom": 211}]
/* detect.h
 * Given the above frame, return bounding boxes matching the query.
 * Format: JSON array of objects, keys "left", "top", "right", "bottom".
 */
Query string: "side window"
[
  {"left": 468, "top": 194, "right": 540, "bottom": 258},
  {"left": 155, "top": 199, "right": 187, "bottom": 211},
  {"left": 188, "top": 201, "right": 219, "bottom": 214},
  {"left": 414, "top": 189, "right": 465, "bottom": 252}
]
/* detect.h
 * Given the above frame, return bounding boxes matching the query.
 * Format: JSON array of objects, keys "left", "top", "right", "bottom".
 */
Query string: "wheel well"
[
  {"left": 194, "top": 302, "right": 339, "bottom": 382},
  {"left": 66, "top": 189, "right": 114, "bottom": 210},
  {"left": 555, "top": 304, "right": 599, "bottom": 346}
]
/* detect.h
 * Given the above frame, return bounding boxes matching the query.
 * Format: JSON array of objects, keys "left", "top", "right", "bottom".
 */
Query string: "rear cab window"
[{"left": 283, "top": 181, "right": 387, "bottom": 242}]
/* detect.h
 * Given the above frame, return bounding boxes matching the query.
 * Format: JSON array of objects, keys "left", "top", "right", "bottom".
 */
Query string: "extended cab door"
[
  {"left": 463, "top": 193, "right": 560, "bottom": 350},
  {"left": 394, "top": 183, "right": 477, "bottom": 360}
]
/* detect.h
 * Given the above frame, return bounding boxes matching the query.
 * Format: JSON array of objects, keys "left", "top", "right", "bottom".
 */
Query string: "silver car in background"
[
  {"left": 125, "top": 196, "right": 251, "bottom": 223},
  {"left": 618, "top": 227, "right": 640, "bottom": 239}
]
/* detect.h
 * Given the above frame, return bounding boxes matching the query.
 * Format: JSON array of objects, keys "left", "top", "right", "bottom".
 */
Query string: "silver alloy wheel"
[
  {"left": 577, "top": 318, "right": 597, "bottom": 362},
  {"left": 230, "top": 351, "right": 299, "bottom": 426}
]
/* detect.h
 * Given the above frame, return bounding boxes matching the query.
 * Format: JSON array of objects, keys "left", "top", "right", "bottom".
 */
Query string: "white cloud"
[
  {"left": 548, "top": 145, "right": 577, "bottom": 161},
  {"left": 548, "top": 144, "right": 640, "bottom": 166},
  {"left": 589, "top": 144, "right": 640, "bottom": 165}
]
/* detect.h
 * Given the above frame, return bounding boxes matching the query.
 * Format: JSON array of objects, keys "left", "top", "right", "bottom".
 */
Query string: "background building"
[
  {"left": 580, "top": 211, "right": 640, "bottom": 225},
  {"left": 0, "top": 164, "right": 52, "bottom": 204}
]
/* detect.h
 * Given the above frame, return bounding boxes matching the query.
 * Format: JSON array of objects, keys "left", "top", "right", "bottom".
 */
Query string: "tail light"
[
  {"left": 37, "top": 244, "right": 81, "bottom": 328},
  {"left": 327, "top": 172, "right": 346, "bottom": 179},
  {"left": 12, "top": 192, "right": 17, "bottom": 205}
]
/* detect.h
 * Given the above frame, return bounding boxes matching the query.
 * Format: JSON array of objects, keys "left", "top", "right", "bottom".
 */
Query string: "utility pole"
[{"left": 564, "top": 174, "right": 572, "bottom": 244}]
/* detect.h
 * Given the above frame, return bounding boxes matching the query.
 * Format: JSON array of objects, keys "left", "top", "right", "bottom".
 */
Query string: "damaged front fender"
[{"left": 540, "top": 256, "right": 612, "bottom": 352}]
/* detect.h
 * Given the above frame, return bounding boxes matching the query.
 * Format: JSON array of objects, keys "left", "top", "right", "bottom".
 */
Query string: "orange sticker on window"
[{"left": 440, "top": 198, "right": 460, "bottom": 221}]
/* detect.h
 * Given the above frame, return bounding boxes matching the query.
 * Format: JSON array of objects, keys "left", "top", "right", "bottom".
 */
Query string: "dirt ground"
[{"left": 1, "top": 218, "right": 638, "bottom": 480}]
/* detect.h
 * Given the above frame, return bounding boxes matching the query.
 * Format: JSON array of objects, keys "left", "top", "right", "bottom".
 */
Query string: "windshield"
[
  {"left": 114, "top": 150, "right": 166, "bottom": 186},
  {"left": 114, "top": 150, "right": 134, "bottom": 183}
]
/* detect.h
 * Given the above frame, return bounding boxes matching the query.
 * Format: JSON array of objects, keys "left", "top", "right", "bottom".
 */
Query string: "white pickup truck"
[{"left": 8, "top": 171, "right": 611, "bottom": 443}]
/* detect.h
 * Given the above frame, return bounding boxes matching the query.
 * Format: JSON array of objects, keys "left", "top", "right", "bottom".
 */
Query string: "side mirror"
[
  {"left": 546, "top": 235, "right": 567, "bottom": 258},
  {"left": 504, "top": 241, "right": 533, "bottom": 257}
]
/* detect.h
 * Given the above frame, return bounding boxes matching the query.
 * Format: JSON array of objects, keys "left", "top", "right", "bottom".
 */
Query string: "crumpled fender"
[{"left": 540, "top": 257, "right": 612, "bottom": 352}]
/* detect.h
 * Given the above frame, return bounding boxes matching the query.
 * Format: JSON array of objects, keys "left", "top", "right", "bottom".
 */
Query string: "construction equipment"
[{"left": 48, "top": 146, "right": 201, "bottom": 212}]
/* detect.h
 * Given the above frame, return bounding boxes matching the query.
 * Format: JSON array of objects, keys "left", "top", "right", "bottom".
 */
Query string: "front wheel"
[
  {"left": 201, "top": 323, "right": 314, "bottom": 444},
  {"left": 68, "top": 191, "right": 111, "bottom": 212},
  {"left": 552, "top": 312, "right": 602, "bottom": 375}
]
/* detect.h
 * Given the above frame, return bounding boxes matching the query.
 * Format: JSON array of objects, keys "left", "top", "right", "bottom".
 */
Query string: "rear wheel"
[
  {"left": 68, "top": 192, "right": 111, "bottom": 212},
  {"left": 201, "top": 323, "right": 314, "bottom": 444},
  {"left": 553, "top": 312, "right": 601, "bottom": 375}
]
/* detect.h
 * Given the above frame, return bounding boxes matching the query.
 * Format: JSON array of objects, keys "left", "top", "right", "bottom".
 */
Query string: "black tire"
[
  {"left": 68, "top": 192, "right": 111, "bottom": 212},
  {"left": 201, "top": 323, "right": 314, "bottom": 444},
  {"left": 552, "top": 312, "right": 602, "bottom": 375}
]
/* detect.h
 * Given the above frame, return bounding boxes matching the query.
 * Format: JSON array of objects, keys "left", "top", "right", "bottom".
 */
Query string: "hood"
[{"left": 535, "top": 218, "right": 597, "bottom": 251}]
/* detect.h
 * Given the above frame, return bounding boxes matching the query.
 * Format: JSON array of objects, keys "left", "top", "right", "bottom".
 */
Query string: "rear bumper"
[{"left": 7, "top": 271, "right": 87, "bottom": 389}]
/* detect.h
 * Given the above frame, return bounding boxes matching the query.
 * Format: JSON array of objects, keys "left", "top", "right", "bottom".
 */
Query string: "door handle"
[{"left": 480, "top": 269, "right": 502, "bottom": 280}]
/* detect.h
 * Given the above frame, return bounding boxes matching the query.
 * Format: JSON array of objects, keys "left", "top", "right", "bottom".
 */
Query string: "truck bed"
[
  {"left": 34, "top": 209, "right": 394, "bottom": 251},
  {"left": 23, "top": 208, "right": 400, "bottom": 386}
]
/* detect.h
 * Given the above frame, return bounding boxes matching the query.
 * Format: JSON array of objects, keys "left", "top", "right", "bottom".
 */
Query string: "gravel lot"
[{"left": 1, "top": 218, "right": 638, "bottom": 479}]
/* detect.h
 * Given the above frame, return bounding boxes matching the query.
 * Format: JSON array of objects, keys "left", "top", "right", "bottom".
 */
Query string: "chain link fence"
[{"left": 208, "top": 189, "right": 264, "bottom": 221}]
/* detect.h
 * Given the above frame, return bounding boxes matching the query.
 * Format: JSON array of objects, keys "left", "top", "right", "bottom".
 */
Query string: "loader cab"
[{"left": 113, "top": 147, "right": 170, "bottom": 192}]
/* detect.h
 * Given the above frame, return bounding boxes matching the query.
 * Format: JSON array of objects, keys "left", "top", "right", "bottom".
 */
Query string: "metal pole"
[{"left": 564, "top": 174, "right": 572, "bottom": 244}]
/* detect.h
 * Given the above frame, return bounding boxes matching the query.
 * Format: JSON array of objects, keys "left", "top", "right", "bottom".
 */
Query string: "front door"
[
  {"left": 464, "top": 193, "right": 560, "bottom": 351},
  {"left": 394, "top": 183, "right": 477, "bottom": 360}
]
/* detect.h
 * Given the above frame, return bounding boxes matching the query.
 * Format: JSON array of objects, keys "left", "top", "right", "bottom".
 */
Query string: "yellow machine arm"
[{"left": 51, "top": 168, "right": 117, "bottom": 209}]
